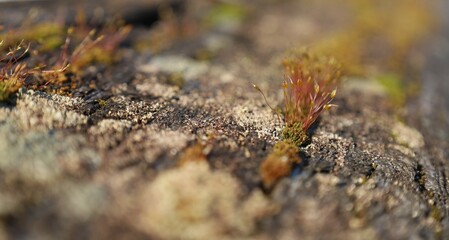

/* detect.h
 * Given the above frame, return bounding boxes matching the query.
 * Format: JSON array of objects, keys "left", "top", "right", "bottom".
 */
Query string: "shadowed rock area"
[{"left": 0, "top": 0, "right": 448, "bottom": 239}]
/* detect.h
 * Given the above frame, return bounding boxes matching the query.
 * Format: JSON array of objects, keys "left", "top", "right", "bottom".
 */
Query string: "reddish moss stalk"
[
  {"left": 260, "top": 51, "right": 342, "bottom": 189},
  {"left": 282, "top": 51, "right": 341, "bottom": 131},
  {"left": 281, "top": 51, "right": 341, "bottom": 146},
  {"left": 0, "top": 42, "right": 31, "bottom": 101}
]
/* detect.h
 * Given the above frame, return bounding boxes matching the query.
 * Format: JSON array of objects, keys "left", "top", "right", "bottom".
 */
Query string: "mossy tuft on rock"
[
  {"left": 281, "top": 122, "right": 310, "bottom": 147},
  {"left": 260, "top": 140, "right": 301, "bottom": 189}
]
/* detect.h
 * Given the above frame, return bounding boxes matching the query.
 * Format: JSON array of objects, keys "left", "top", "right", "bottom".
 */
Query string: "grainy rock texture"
[{"left": 0, "top": 0, "right": 448, "bottom": 239}]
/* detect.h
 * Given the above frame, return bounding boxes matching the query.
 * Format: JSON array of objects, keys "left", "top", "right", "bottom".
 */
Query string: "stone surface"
[{"left": 0, "top": 0, "right": 448, "bottom": 239}]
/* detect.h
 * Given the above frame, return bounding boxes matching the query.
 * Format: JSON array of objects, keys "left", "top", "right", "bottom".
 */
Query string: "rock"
[
  {"left": 10, "top": 91, "right": 87, "bottom": 131},
  {"left": 135, "top": 162, "right": 277, "bottom": 239},
  {"left": 392, "top": 122, "right": 425, "bottom": 149},
  {"left": 139, "top": 55, "right": 209, "bottom": 81},
  {"left": 0, "top": 0, "right": 448, "bottom": 239}
]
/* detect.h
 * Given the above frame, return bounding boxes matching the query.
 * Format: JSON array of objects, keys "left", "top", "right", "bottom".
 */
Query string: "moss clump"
[
  {"left": 0, "top": 81, "right": 18, "bottom": 102},
  {"left": 0, "top": 43, "right": 30, "bottom": 102},
  {"left": 0, "top": 20, "right": 131, "bottom": 98},
  {"left": 260, "top": 140, "right": 301, "bottom": 189},
  {"left": 281, "top": 122, "right": 310, "bottom": 147},
  {"left": 258, "top": 51, "right": 341, "bottom": 188},
  {"left": 280, "top": 50, "right": 340, "bottom": 146},
  {"left": 98, "top": 99, "right": 107, "bottom": 107}
]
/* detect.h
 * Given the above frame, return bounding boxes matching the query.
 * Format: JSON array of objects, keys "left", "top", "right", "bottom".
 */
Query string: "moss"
[
  {"left": 0, "top": 81, "right": 19, "bottom": 102},
  {"left": 282, "top": 122, "right": 310, "bottom": 147},
  {"left": 260, "top": 140, "right": 301, "bottom": 189},
  {"left": 98, "top": 99, "right": 107, "bottom": 107},
  {"left": 0, "top": 86, "right": 11, "bottom": 102},
  {"left": 281, "top": 50, "right": 340, "bottom": 137},
  {"left": 0, "top": 45, "right": 29, "bottom": 102}
]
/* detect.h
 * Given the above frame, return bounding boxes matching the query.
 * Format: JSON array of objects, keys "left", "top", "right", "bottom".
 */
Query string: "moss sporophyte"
[
  {"left": 0, "top": 41, "right": 30, "bottom": 101},
  {"left": 259, "top": 50, "right": 341, "bottom": 189},
  {"left": 281, "top": 51, "right": 340, "bottom": 144},
  {"left": 0, "top": 22, "right": 130, "bottom": 101}
]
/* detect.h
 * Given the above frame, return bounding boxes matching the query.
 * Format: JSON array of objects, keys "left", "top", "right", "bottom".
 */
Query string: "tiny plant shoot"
[
  {"left": 281, "top": 50, "right": 341, "bottom": 146},
  {"left": 260, "top": 50, "right": 342, "bottom": 189},
  {"left": 0, "top": 41, "right": 30, "bottom": 101}
]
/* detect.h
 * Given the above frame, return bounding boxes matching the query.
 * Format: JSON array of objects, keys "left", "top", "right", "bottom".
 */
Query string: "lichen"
[
  {"left": 9, "top": 90, "right": 88, "bottom": 131},
  {"left": 136, "top": 161, "right": 277, "bottom": 239},
  {"left": 392, "top": 122, "right": 425, "bottom": 149}
]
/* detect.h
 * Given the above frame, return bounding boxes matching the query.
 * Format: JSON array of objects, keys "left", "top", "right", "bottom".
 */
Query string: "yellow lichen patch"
[
  {"left": 136, "top": 161, "right": 277, "bottom": 239},
  {"left": 260, "top": 140, "right": 301, "bottom": 189}
]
